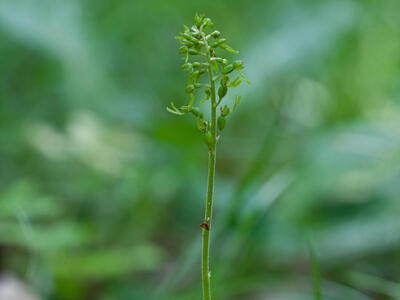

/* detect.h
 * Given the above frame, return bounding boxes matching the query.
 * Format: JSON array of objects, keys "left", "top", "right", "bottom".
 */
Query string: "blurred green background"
[{"left": 1, "top": 0, "right": 400, "bottom": 299}]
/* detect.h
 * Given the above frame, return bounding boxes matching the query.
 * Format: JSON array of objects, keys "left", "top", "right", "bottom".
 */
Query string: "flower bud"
[
  {"left": 183, "top": 32, "right": 199, "bottom": 44},
  {"left": 191, "top": 107, "right": 203, "bottom": 118},
  {"left": 220, "top": 105, "right": 230, "bottom": 117},
  {"left": 203, "top": 18, "right": 213, "bottom": 28},
  {"left": 203, "top": 130, "right": 213, "bottom": 148},
  {"left": 217, "top": 38, "right": 227, "bottom": 45},
  {"left": 218, "top": 86, "right": 227, "bottom": 99},
  {"left": 205, "top": 88, "right": 211, "bottom": 98},
  {"left": 185, "top": 84, "right": 195, "bottom": 93},
  {"left": 222, "top": 64, "right": 234, "bottom": 74},
  {"left": 188, "top": 49, "right": 201, "bottom": 55},
  {"left": 198, "top": 119, "right": 208, "bottom": 132},
  {"left": 221, "top": 76, "right": 229, "bottom": 86},
  {"left": 215, "top": 58, "right": 228, "bottom": 65},
  {"left": 182, "top": 63, "right": 192, "bottom": 70},
  {"left": 192, "top": 31, "right": 201, "bottom": 39},
  {"left": 211, "top": 30, "right": 221, "bottom": 38},
  {"left": 218, "top": 115, "right": 226, "bottom": 131},
  {"left": 211, "top": 38, "right": 227, "bottom": 48},
  {"left": 195, "top": 14, "right": 203, "bottom": 28},
  {"left": 179, "top": 46, "right": 188, "bottom": 54},
  {"left": 233, "top": 60, "right": 244, "bottom": 70},
  {"left": 182, "top": 40, "right": 194, "bottom": 47}
]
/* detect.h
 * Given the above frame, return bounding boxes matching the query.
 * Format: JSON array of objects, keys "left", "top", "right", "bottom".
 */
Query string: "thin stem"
[
  {"left": 202, "top": 33, "right": 217, "bottom": 300},
  {"left": 202, "top": 149, "right": 215, "bottom": 300}
]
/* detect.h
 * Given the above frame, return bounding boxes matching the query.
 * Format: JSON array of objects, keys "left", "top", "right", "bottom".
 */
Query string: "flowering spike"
[{"left": 168, "top": 14, "right": 251, "bottom": 300}]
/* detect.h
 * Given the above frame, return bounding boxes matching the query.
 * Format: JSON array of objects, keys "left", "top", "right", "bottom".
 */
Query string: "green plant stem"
[
  {"left": 202, "top": 148, "right": 215, "bottom": 300},
  {"left": 202, "top": 35, "right": 217, "bottom": 300},
  {"left": 308, "top": 236, "right": 322, "bottom": 300}
]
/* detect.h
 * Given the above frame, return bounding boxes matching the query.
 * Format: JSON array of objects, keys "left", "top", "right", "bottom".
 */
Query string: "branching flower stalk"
[{"left": 167, "top": 14, "right": 250, "bottom": 300}]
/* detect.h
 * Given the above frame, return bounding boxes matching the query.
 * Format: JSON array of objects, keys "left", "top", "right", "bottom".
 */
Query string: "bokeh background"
[{"left": 1, "top": 0, "right": 400, "bottom": 299}]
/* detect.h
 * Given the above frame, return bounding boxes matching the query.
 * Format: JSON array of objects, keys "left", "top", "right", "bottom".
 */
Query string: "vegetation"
[
  {"left": 169, "top": 14, "right": 250, "bottom": 299},
  {"left": 0, "top": 0, "right": 400, "bottom": 299}
]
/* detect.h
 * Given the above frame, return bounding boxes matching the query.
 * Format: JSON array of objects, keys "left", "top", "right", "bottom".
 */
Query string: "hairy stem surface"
[{"left": 202, "top": 34, "right": 217, "bottom": 300}]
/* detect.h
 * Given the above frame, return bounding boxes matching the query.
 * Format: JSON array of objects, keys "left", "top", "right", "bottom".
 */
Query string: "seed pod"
[
  {"left": 218, "top": 85, "right": 227, "bottom": 99},
  {"left": 185, "top": 84, "right": 195, "bottom": 93},
  {"left": 198, "top": 69, "right": 206, "bottom": 75},
  {"left": 192, "top": 62, "right": 201, "bottom": 68},
  {"left": 203, "top": 130, "right": 213, "bottom": 148},
  {"left": 218, "top": 115, "right": 226, "bottom": 131},
  {"left": 222, "top": 64, "right": 234, "bottom": 74}
]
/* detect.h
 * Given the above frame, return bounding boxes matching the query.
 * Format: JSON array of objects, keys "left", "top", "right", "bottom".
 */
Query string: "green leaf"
[
  {"left": 233, "top": 95, "right": 242, "bottom": 111},
  {"left": 238, "top": 69, "right": 251, "bottom": 85},
  {"left": 166, "top": 102, "right": 184, "bottom": 115},
  {"left": 228, "top": 76, "right": 243, "bottom": 87},
  {"left": 166, "top": 107, "right": 183, "bottom": 115}
]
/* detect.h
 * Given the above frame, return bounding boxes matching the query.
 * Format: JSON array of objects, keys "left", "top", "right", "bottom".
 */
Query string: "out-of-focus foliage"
[{"left": 0, "top": 0, "right": 400, "bottom": 299}]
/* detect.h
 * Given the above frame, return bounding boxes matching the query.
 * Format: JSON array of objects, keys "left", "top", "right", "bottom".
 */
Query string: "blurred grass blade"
[
  {"left": 346, "top": 271, "right": 400, "bottom": 299},
  {"left": 308, "top": 236, "right": 323, "bottom": 300}
]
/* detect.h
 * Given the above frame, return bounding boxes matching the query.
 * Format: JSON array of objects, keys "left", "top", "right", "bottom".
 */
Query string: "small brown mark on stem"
[{"left": 200, "top": 223, "right": 209, "bottom": 231}]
